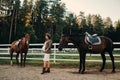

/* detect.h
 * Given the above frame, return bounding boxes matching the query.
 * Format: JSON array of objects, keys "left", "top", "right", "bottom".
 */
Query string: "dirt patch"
[{"left": 0, "top": 65, "right": 120, "bottom": 80}]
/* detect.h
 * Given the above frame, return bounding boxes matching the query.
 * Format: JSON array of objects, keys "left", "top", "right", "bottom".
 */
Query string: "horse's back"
[
  {"left": 10, "top": 40, "right": 20, "bottom": 52},
  {"left": 100, "top": 36, "right": 113, "bottom": 45},
  {"left": 100, "top": 36, "right": 113, "bottom": 51},
  {"left": 11, "top": 40, "right": 18, "bottom": 46}
]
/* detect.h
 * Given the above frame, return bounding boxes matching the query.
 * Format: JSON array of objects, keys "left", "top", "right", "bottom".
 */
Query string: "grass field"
[{"left": 0, "top": 50, "right": 120, "bottom": 69}]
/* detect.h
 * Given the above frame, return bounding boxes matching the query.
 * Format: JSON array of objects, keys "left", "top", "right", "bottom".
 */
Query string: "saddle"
[
  {"left": 15, "top": 39, "right": 21, "bottom": 46},
  {"left": 85, "top": 32, "right": 101, "bottom": 49},
  {"left": 15, "top": 38, "right": 29, "bottom": 47}
]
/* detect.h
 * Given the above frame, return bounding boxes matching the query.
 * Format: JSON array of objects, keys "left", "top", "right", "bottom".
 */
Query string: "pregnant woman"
[{"left": 41, "top": 33, "right": 52, "bottom": 74}]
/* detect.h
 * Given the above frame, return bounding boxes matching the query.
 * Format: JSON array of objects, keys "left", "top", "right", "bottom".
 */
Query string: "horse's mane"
[
  {"left": 63, "top": 34, "right": 85, "bottom": 38},
  {"left": 69, "top": 34, "right": 85, "bottom": 37}
]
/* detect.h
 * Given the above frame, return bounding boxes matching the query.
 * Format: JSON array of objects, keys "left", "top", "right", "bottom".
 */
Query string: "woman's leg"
[
  {"left": 41, "top": 61, "right": 47, "bottom": 74},
  {"left": 41, "top": 53, "right": 47, "bottom": 74},
  {"left": 47, "top": 61, "right": 50, "bottom": 68},
  {"left": 43, "top": 61, "right": 47, "bottom": 67},
  {"left": 46, "top": 61, "right": 50, "bottom": 73}
]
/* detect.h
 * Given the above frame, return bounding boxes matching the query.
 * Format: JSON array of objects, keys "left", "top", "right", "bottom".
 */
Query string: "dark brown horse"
[
  {"left": 10, "top": 34, "right": 30, "bottom": 67},
  {"left": 58, "top": 34, "right": 115, "bottom": 74}
]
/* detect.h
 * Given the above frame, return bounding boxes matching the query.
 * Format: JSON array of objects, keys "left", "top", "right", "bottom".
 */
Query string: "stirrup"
[{"left": 89, "top": 45, "right": 92, "bottom": 49}]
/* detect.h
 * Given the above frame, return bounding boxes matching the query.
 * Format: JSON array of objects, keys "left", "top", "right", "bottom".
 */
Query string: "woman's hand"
[{"left": 43, "top": 50, "right": 48, "bottom": 53}]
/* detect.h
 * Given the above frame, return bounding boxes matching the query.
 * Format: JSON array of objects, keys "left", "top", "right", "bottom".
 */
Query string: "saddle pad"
[
  {"left": 15, "top": 39, "right": 21, "bottom": 46},
  {"left": 92, "top": 37, "right": 101, "bottom": 45},
  {"left": 85, "top": 36, "right": 101, "bottom": 45},
  {"left": 15, "top": 41, "right": 19, "bottom": 46}
]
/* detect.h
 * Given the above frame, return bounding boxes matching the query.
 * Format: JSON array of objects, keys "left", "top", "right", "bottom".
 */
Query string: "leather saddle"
[
  {"left": 85, "top": 32, "right": 101, "bottom": 48},
  {"left": 15, "top": 39, "right": 21, "bottom": 47}
]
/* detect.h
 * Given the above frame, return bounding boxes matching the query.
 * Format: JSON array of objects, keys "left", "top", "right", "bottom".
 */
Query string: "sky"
[
  {"left": 20, "top": 0, "right": 120, "bottom": 22},
  {"left": 61, "top": 0, "right": 120, "bottom": 22}
]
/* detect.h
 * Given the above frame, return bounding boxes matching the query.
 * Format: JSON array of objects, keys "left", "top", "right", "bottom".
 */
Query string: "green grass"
[{"left": 0, "top": 51, "right": 120, "bottom": 69}]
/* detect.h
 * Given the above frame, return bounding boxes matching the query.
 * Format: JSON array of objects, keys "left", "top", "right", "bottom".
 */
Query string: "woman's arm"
[{"left": 44, "top": 40, "right": 52, "bottom": 53}]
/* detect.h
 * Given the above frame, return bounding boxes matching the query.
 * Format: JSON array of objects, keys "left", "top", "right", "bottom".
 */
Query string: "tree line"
[{"left": 0, "top": 0, "right": 120, "bottom": 44}]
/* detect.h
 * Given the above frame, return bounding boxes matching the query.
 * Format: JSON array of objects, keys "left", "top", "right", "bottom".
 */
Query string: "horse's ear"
[
  {"left": 61, "top": 34, "right": 69, "bottom": 37},
  {"left": 61, "top": 34, "right": 66, "bottom": 37},
  {"left": 61, "top": 34, "right": 64, "bottom": 36}
]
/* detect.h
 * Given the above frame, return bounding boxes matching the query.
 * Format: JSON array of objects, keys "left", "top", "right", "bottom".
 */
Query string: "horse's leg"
[
  {"left": 109, "top": 51, "right": 115, "bottom": 73},
  {"left": 100, "top": 52, "right": 106, "bottom": 72},
  {"left": 79, "top": 52, "right": 83, "bottom": 73},
  {"left": 10, "top": 49, "right": 13, "bottom": 66},
  {"left": 81, "top": 53, "right": 86, "bottom": 74},
  {"left": 23, "top": 53, "right": 27, "bottom": 67},
  {"left": 16, "top": 53, "right": 19, "bottom": 66},
  {"left": 20, "top": 53, "right": 23, "bottom": 67}
]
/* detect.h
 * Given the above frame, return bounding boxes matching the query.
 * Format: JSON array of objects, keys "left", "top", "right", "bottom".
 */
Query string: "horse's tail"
[
  {"left": 105, "top": 36, "right": 114, "bottom": 52},
  {"left": 109, "top": 38, "right": 114, "bottom": 52},
  {"left": 112, "top": 43, "right": 114, "bottom": 51}
]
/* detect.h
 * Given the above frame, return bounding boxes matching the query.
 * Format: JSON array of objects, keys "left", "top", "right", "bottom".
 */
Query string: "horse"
[
  {"left": 58, "top": 34, "right": 115, "bottom": 74},
  {"left": 10, "top": 34, "right": 30, "bottom": 67}
]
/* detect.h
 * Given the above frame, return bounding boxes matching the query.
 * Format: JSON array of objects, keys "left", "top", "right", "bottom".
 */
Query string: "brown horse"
[
  {"left": 10, "top": 34, "right": 30, "bottom": 67},
  {"left": 58, "top": 34, "right": 115, "bottom": 74}
]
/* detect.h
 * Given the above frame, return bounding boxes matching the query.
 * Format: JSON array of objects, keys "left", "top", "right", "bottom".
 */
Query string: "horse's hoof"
[
  {"left": 99, "top": 69, "right": 103, "bottom": 72},
  {"left": 10, "top": 64, "right": 13, "bottom": 66},
  {"left": 10, "top": 61, "right": 13, "bottom": 66},
  {"left": 79, "top": 71, "right": 85, "bottom": 74},
  {"left": 78, "top": 70, "right": 85, "bottom": 74},
  {"left": 112, "top": 70, "right": 116, "bottom": 73},
  {"left": 80, "top": 71, "right": 85, "bottom": 74}
]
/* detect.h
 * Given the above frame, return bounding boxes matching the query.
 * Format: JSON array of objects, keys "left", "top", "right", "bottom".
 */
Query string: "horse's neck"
[
  {"left": 70, "top": 36, "right": 84, "bottom": 47},
  {"left": 21, "top": 38, "right": 29, "bottom": 46},
  {"left": 70, "top": 36, "right": 88, "bottom": 51}
]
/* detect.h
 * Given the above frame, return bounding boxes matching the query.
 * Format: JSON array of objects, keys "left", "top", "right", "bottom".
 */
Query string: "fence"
[{"left": 0, "top": 42, "right": 120, "bottom": 63}]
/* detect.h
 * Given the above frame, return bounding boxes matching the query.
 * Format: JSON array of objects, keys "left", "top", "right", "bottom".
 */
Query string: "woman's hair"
[{"left": 46, "top": 33, "right": 51, "bottom": 39}]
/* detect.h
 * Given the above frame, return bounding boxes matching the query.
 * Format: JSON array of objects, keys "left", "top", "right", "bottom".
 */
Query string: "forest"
[{"left": 0, "top": 0, "right": 120, "bottom": 43}]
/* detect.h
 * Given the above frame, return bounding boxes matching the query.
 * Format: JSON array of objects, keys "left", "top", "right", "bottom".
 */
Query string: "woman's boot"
[
  {"left": 46, "top": 68, "right": 50, "bottom": 73},
  {"left": 41, "top": 68, "right": 46, "bottom": 74}
]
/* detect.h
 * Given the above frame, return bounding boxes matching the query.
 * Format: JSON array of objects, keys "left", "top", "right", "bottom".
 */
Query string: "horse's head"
[
  {"left": 25, "top": 34, "right": 30, "bottom": 41},
  {"left": 21, "top": 34, "right": 30, "bottom": 45},
  {"left": 25, "top": 33, "right": 30, "bottom": 45},
  {"left": 58, "top": 34, "right": 71, "bottom": 51},
  {"left": 58, "top": 34, "right": 85, "bottom": 51}
]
